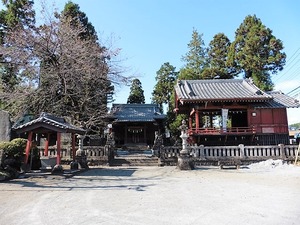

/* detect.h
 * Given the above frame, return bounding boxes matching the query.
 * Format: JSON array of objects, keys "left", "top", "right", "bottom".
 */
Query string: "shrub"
[{"left": 0, "top": 138, "right": 27, "bottom": 159}]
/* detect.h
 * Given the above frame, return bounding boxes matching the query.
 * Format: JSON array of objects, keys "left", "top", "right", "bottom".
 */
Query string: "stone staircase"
[{"left": 109, "top": 149, "right": 159, "bottom": 166}]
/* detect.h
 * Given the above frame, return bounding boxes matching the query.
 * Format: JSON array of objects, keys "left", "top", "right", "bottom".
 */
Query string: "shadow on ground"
[{"left": 4, "top": 167, "right": 157, "bottom": 192}]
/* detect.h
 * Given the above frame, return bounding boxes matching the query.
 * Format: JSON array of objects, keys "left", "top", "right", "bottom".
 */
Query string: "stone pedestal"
[
  {"left": 177, "top": 154, "right": 194, "bottom": 170},
  {"left": 40, "top": 156, "right": 57, "bottom": 171}
]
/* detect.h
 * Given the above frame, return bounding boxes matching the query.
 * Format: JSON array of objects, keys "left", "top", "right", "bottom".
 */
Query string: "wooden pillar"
[
  {"left": 24, "top": 131, "right": 33, "bottom": 164},
  {"left": 124, "top": 125, "right": 128, "bottom": 144},
  {"left": 189, "top": 117, "right": 192, "bottom": 129},
  {"left": 144, "top": 125, "right": 147, "bottom": 144},
  {"left": 210, "top": 113, "right": 213, "bottom": 128},
  {"left": 44, "top": 133, "right": 50, "bottom": 156},
  {"left": 195, "top": 109, "right": 199, "bottom": 131},
  {"left": 56, "top": 132, "right": 61, "bottom": 165},
  {"left": 72, "top": 133, "right": 76, "bottom": 161}
]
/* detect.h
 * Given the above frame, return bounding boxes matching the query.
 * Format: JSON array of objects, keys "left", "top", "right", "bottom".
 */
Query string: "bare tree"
[{"left": 0, "top": 5, "right": 127, "bottom": 133}]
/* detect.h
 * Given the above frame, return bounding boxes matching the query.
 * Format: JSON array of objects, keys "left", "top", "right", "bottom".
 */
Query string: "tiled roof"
[
  {"left": 175, "top": 79, "right": 273, "bottom": 103},
  {"left": 251, "top": 91, "right": 300, "bottom": 108},
  {"left": 13, "top": 112, "right": 86, "bottom": 134},
  {"left": 109, "top": 104, "right": 165, "bottom": 122}
]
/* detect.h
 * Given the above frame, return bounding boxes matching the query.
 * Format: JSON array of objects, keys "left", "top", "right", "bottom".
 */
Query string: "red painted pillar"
[
  {"left": 56, "top": 132, "right": 61, "bottom": 165},
  {"left": 72, "top": 133, "right": 76, "bottom": 161},
  {"left": 24, "top": 132, "right": 33, "bottom": 164},
  {"left": 195, "top": 109, "right": 199, "bottom": 132},
  {"left": 189, "top": 117, "right": 192, "bottom": 129},
  {"left": 44, "top": 133, "right": 50, "bottom": 156}
]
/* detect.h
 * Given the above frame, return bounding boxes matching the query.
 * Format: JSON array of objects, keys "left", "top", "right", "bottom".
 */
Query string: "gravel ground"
[{"left": 1, "top": 160, "right": 300, "bottom": 225}]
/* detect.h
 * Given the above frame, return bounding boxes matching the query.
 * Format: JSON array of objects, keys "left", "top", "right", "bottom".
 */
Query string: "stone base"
[
  {"left": 40, "top": 156, "right": 57, "bottom": 170},
  {"left": 177, "top": 155, "right": 195, "bottom": 170},
  {"left": 70, "top": 161, "right": 79, "bottom": 170},
  {"left": 51, "top": 164, "right": 64, "bottom": 174}
]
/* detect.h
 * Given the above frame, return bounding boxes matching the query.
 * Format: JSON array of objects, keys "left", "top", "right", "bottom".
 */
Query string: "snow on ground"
[
  {"left": 0, "top": 160, "right": 300, "bottom": 225},
  {"left": 247, "top": 159, "right": 294, "bottom": 170}
]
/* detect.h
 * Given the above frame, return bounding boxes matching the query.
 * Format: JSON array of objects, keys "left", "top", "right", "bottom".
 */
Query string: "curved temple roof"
[
  {"left": 108, "top": 104, "right": 165, "bottom": 122},
  {"left": 175, "top": 79, "right": 273, "bottom": 102},
  {"left": 175, "top": 79, "right": 300, "bottom": 108},
  {"left": 13, "top": 112, "right": 86, "bottom": 134}
]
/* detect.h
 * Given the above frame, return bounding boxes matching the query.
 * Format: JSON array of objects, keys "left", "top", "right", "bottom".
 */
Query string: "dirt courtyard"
[{"left": 1, "top": 160, "right": 300, "bottom": 225}]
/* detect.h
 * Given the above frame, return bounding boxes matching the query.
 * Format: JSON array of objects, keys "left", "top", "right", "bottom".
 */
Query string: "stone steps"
[{"left": 109, "top": 155, "right": 159, "bottom": 166}]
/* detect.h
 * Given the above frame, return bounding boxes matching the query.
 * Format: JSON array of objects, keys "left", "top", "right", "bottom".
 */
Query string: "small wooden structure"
[
  {"left": 13, "top": 112, "right": 85, "bottom": 166},
  {"left": 174, "top": 79, "right": 299, "bottom": 146},
  {"left": 107, "top": 104, "right": 166, "bottom": 147}
]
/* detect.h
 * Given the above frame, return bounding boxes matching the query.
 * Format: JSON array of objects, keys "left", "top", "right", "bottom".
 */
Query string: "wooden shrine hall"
[
  {"left": 107, "top": 104, "right": 166, "bottom": 148},
  {"left": 174, "top": 79, "right": 300, "bottom": 146},
  {"left": 13, "top": 112, "right": 85, "bottom": 166}
]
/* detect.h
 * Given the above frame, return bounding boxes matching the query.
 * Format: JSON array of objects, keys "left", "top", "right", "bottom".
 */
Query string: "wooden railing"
[{"left": 189, "top": 127, "right": 256, "bottom": 135}]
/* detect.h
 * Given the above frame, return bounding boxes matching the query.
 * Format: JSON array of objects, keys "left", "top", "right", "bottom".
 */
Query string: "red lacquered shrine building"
[{"left": 174, "top": 79, "right": 299, "bottom": 146}]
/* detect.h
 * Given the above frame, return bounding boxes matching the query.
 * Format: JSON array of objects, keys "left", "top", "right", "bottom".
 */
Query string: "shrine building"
[
  {"left": 107, "top": 104, "right": 165, "bottom": 148},
  {"left": 174, "top": 79, "right": 300, "bottom": 146}
]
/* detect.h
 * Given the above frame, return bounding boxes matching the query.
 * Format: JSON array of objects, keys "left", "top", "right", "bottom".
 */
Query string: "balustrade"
[{"left": 161, "top": 144, "right": 299, "bottom": 163}]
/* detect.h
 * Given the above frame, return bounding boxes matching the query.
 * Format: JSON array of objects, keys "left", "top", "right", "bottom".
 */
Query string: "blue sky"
[{"left": 2, "top": 0, "right": 300, "bottom": 123}]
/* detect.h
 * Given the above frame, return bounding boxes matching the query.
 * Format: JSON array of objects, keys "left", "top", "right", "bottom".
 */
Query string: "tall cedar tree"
[
  {"left": 127, "top": 78, "right": 145, "bottom": 104},
  {"left": 227, "top": 15, "right": 286, "bottom": 90},
  {"left": 202, "top": 33, "right": 238, "bottom": 79},
  {"left": 169, "top": 29, "right": 207, "bottom": 137},
  {"left": 61, "top": 1, "right": 97, "bottom": 41},
  {"left": 152, "top": 62, "right": 178, "bottom": 112},
  {"left": 0, "top": 0, "right": 35, "bottom": 105},
  {"left": 179, "top": 28, "right": 207, "bottom": 80}
]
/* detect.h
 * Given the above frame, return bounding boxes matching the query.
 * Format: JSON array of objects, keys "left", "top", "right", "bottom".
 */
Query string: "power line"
[
  {"left": 287, "top": 85, "right": 300, "bottom": 95},
  {"left": 274, "top": 48, "right": 300, "bottom": 82}
]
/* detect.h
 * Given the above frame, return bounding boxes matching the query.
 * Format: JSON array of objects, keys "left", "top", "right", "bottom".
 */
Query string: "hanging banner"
[{"left": 222, "top": 109, "right": 228, "bottom": 132}]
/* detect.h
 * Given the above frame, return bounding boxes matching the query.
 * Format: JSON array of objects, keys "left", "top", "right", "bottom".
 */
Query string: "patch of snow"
[{"left": 244, "top": 159, "right": 300, "bottom": 174}]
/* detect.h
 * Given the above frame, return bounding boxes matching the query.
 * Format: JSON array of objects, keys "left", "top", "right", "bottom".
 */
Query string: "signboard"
[{"left": 222, "top": 109, "right": 228, "bottom": 132}]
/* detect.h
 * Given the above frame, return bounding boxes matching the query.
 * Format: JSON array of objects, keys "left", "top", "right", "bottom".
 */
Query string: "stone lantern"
[
  {"left": 177, "top": 120, "right": 194, "bottom": 170},
  {"left": 71, "top": 134, "right": 89, "bottom": 169}
]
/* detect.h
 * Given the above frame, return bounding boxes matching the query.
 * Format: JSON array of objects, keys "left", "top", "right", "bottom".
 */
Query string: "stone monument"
[
  {"left": 0, "top": 110, "right": 11, "bottom": 142},
  {"left": 177, "top": 120, "right": 194, "bottom": 170}
]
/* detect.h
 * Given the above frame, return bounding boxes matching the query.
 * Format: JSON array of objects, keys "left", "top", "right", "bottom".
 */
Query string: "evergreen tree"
[
  {"left": 60, "top": 1, "right": 97, "bottom": 41},
  {"left": 227, "top": 15, "right": 286, "bottom": 90},
  {"left": 152, "top": 62, "right": 178, "bottom": 111},
  {"left": 202, "top": 33, "right": 237, "bottom": 79},
  {"left": 179, "top": 28, "right": 207, "bottom": 80},
  {"left": 0, "top": 0, "right": 35, "bottom": 29},
  {"left": 0, "top": 0, "right": 35, "bottom": 110},
  {"left": 127, "top": 78, "right": 145, "bottom": 104}
]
